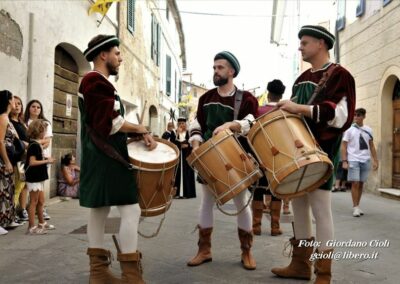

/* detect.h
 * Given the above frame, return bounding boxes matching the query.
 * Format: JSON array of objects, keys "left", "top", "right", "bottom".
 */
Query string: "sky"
[
  {"left": 176, "top": 0, "right": 279, "bottom": 96},
  {"left": 176, "top": 0, "right": 335, "bottom": 97}
]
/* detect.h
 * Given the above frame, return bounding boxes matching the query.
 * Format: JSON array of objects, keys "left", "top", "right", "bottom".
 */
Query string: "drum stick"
[
  {"left": 138, "top": 100, "right": 147, "bottom": 124},
  {"left": 112, "top": 234, "right": 121, "bottom": 254}
]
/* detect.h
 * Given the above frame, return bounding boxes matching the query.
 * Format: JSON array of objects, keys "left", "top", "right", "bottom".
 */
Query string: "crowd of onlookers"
[{"left": 0, "top": 90, "right": 80, "bottom": 236}]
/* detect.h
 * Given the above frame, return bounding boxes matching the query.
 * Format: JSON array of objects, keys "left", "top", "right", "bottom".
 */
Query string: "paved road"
[{"left": 1, "top": 185, "right": 399, "bottom": 283}]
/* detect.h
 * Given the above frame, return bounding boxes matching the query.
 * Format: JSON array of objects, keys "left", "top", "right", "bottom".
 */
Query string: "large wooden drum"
[
  {"left": 247, "top": 109, "right": 333, "bottom": 200},
  {"left": 128, "top": 138, "right": 179, "bottom": 217},
  {"left": 187, "top": 129, "right": 262, "bottom": 205}
]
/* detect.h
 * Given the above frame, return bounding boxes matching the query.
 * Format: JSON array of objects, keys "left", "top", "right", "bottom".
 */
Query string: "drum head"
[{"left": 128, "top": 140, "right": 177, "bottom": 164}]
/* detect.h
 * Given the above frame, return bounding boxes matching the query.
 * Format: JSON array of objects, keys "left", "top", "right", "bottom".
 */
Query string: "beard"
[
  {"left": 213, "top": 74, "right": 228, "bottom": 86},
  {"left": 106, "top": 61, "right": 119, "bottom": 76}
]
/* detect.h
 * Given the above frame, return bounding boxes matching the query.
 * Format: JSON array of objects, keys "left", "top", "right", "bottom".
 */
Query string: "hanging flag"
[
  {"left": 257, "top": 92, "right": 268, "bottom": 106},
  {"left": 88, "top": 0, "right": 120, "bottom": 16}
]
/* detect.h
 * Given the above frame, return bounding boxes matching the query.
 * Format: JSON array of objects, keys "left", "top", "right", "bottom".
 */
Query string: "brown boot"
[
  {"left": 252, "top": 200, "right": 264, "bottom": 235},
  {"left": 187, "top": 226, "right": 213, "bottom": 266},
  {"left": 271, "top": 237, "right": 314, "bottom": 280},
  {"left": 314, "top": 249, "right": 333, "bottom": 284},
  {"left": 270, "top": 200, "right": 282, "bottom": 236},
  {"left": 238, "top": 228, "right": 256, "bottom": 270},
  {"left": 283, "top": 200, "right": 291, "bottom": 215},
  {"left": 117, "top": 251, "right": 145, "bottom": 284},
  {"left": 87, "top": 248, "right": 121, "bottom": 284},
  {"left": 263, "top": 195, "right": 271, "bottom": 213}
]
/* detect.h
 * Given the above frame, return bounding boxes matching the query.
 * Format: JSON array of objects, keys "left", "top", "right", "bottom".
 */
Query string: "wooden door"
[
  {"left": 51, "top": 46, "right": 79, "bottom": 197},
  {"left": 393, "top": 100, "right": 400, "bottom": 188}
]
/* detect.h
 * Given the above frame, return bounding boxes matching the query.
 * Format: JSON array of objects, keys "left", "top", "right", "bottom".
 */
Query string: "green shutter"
[{"left": 127, "top": 0, "right": 135, "bottom": 33}]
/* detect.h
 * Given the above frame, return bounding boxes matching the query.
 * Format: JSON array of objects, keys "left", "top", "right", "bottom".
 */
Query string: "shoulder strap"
[
  {"left": 234, "top": 89, "right": 243, "bottom": 120},
  {"left": 86, "top": 124, "right": 133, "bottom": 170},
  {"left": 352, "top": 124, "right": 373, "bottom": 139},
  {"left": 307, "top": 63, "right": 338, "bottom": 105}
]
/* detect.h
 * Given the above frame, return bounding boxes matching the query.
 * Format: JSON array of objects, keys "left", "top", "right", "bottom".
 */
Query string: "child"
[
  {"left": 25, "top": 119, "right": 55, "bottom": 235},
  {"left": 57, "top": 153, "right": 80, "bottom": 199}
]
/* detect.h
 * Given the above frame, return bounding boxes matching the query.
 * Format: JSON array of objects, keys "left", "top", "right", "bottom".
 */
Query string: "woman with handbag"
[
  {"left": 10, "top": 96, "right": 29, "bottom": 222},
  {"left": 0, "top": 90, "right": 21, "bottom": 235}
]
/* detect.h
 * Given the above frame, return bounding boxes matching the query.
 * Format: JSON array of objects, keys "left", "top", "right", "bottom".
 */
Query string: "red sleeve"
[
  {"left": 80, "top": 75, "right": 119, "bottom": 137},
  {"left": 313, "top": 67, "right": 356, "bottom": 130},
  {"left": 238, "top": 92, "right": 258, "bottom": 119}
]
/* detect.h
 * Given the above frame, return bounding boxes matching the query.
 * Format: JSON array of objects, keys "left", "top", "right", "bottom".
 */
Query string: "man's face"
[
  {"left": 354, "top": 112, "right": 365, "bottom": 124},
  {"left": 105, "top": 46, "right": 123, "bottom": 76},
  {"left": 298, "top": 35, "right": 323, "bottom": 62},
  {"left": 213, "top": 59, "right": 233, "bottom": 86}
]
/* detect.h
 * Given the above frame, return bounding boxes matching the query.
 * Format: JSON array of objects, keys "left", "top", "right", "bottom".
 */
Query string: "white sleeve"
[
  {"left": 45, "top": 122, "right": 53, "bottom": 138},
  {"left": 233, "top": 113, "right": 255, "bottom": 136},
  {"left": 327, "top": 96, "right": 348, "bottom": 129},
  {"left": 188, "top": 118, "right": 204, "bottom": 145},
  {"left": 110, "top": 115, "right": 125, "bottom": 135}
]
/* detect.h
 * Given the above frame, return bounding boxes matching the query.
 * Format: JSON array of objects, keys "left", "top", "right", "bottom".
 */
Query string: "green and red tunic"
[
  {"left": 78, "top": 71, "right": 137, "bottom": 208},
  {"left": 292, "top": 63, "right": 356, "bottom": 189}
]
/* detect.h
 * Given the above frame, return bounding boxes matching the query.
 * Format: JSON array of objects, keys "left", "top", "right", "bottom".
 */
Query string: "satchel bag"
[{"left": 6, "top": 137, "right": 26, "bottom": 165}]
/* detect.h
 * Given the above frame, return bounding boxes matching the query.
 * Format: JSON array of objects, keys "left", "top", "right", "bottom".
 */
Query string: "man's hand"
[
  {"left": 143, "top": 133, "right": 157, "bottom": 150},
  {"left": 373, "top": 160, "right": 379, "bottom": 171},
  {"left": 277, "top": 100, "right": 312, "bottom": 117},
  {"left": 342, "top": 161, "right": 348, "bottom": 170},
  {"left": 213, "top": 122, "right": 238, "bottom": 136},
  {"left": 192, "top": 140, "right": 200, "bottom": 151}
]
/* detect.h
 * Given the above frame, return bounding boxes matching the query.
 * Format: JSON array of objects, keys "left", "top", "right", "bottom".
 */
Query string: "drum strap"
[
  {"left": 234, "top": 89, "right": 244, "bottom": 120},
  {"left": 86, "top": 124, "right": 133, "bottom": 170},
  {"left": 306, "top": 63, "right": 338, "bottom": 105}
]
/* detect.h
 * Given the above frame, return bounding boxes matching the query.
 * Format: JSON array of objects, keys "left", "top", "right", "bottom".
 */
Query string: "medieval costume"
[
  {"left": 174, "top": 118, "right": 196, "bottom": 199},
  {"left": 188, "top": 51, "right": 258, "bottom": 270},
  {"left": 271, "top": 25, "right": 355, "bottom": 284}
]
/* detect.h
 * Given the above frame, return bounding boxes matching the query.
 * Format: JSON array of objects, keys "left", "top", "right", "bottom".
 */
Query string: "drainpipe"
[{"left": 27, "top": 12, "right": 34, "bottom": 101}]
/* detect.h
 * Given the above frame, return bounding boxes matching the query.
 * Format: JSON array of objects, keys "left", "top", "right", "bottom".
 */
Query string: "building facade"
[{"left": 0, "top": 0, "right": 185, "bottom": 198}]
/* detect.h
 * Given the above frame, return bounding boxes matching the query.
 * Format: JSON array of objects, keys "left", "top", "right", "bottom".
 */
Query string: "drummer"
[
  {"left": 271, "top": 25, "right": 355, "bottom": 283},
  {"left": 188, "top": 51, "right": 258, "bottom": 270},
  {"left": 252, "top": 79, "right": 287, "bottom": 236},
  {"left": 79, "top": 34, "right": 156, "bottom": 283}
]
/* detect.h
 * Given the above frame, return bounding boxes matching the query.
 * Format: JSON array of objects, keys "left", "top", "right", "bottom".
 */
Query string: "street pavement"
[{"left": 1, "top": 184, "right": 399, "bottom": 284}]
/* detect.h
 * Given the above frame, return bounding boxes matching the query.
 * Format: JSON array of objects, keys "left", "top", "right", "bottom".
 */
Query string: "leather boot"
[
  {"left": 87, "top": 248, "right": 121, "bottom": 284},
  {"left": 314, "top": 249, "right": 333, "bottom": 284},
  {"left": 187, "top": 226, "right": 213, "bottom": 266},
  {"left": 238, "top": 228, "right": 256, "bottom": 270},
  {"left": 117, "top": 251, "right": 145, "bottom": 284},
  {"left": 270, "top": 200, "right": 282, "bottom": 236},
  {"left": 252, "top": 200, "right": 264, "bottom": 235},
  {"left": 263, "top": 195, "right": 271, "bottom": 213},
  {"left": 271, "top": 237, "right": 314, "bottom": 280}
]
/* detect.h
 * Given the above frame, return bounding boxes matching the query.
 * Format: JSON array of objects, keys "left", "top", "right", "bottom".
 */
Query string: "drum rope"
[
  {"left": 215, "top": 183, "right": 255, "bottom": 216},
  {"left": 138, "top": 208, "right": 168, "bottom": 238}
]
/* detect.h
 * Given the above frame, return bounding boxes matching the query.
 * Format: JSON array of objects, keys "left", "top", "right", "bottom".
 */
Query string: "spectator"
[
  {"left": 332, "top": 157, "right": 348, "bottom": 192},
  {"left": 342, "top": 108, "right": 379, "bottom": 217},
  {"left": 57, "top": 153, "right": 80, "bottom": 199},
  {"left": 0, "top": 90, "right": 21, "bottom": 235},
  {"left": 9, "top": 95, "right": 29, "bottom": 222},
  {"left": 25, "top": 119, "right": 56, "bottom": 234},
  {"left": 161, "top": 122, "right": 176, "bottom": 142},
  {"left": 174, "top": 118, "right": 196, "bottom": 199},
  {"left": 24, "top": 100, "right": 52, "bottom": 220}
]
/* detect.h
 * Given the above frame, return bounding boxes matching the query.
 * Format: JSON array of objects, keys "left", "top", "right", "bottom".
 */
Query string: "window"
[
  {"left": 356, "top": 0, "right": 365, "bottom": 17},
  {"left": 151, "top": 14, "right": 161, "bottom": 66},
  {"left": 174, "top": 71, "right": 177, "bottom": 100},
  {"left": 336, "top": 0, "right": 346, "bottom": 31},
  {"left": 393, "top": 80, "right": 400, "bottom": 101},
  {"left": 166, "top": 55, "right": 171, "bottom": 96},
  {"left": 127, "top": 0, "right": 136, "bottom": 34},
  {"left": 166, "top": 4, "right": 169, "bottom": 21},
  {"left": 383, "top": 0, "right": 392, "bottom": 7}
]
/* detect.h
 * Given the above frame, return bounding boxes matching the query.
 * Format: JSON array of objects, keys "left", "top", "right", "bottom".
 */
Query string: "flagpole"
[{"left": 97, "top": 14, "right": 107, "bottom": 27}]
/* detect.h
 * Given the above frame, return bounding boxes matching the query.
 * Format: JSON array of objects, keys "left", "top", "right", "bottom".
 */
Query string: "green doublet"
[{"left": 79, "top": 94, "right": 137, "bottom": 208}]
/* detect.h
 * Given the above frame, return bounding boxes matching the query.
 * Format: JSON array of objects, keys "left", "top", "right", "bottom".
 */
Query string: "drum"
[
  {"left": 247, "top": 109, "right": 333, "bottom": 199},
  {"left": 128, "top": 138, "right": 179, "bottom": 217},
  {"left": 187, "top": 129, "right": 262, "bottom": 205}
]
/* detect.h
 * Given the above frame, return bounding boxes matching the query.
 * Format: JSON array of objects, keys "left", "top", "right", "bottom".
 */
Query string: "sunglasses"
[{"left": 354, "top": 113, "right": 364, "bottom": 117}]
